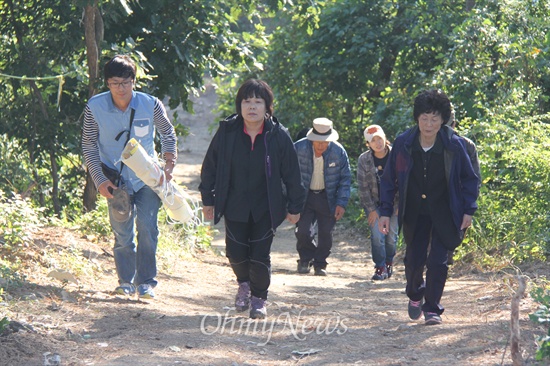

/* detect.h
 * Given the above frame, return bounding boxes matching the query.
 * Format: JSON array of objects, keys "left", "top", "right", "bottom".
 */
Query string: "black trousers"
[
  {"left": 404, "top": 214, "right": 449, "bottom": 315},
  {"left": 224, "top": 213, "right": 274, "bottom": 300},
  {"left": 295, "top": 190, "right": 336, "bottom": 269}
]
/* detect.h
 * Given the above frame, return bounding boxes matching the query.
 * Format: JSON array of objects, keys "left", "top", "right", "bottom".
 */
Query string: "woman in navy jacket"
[
  {"left": 199, "top": 79, "right": 305, "bottom": 319},
  {"left": 378, "top": 89, "right": 479, "bottom": 325}
]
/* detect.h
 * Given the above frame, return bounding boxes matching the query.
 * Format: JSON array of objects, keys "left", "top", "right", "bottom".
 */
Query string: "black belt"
[{"left": 310, "top": 189, "right": 325, "bottom": 194}]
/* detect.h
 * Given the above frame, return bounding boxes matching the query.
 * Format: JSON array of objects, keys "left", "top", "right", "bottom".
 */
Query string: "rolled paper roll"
[
  {"left": 162, "top": 181, "right": 194, "bottom": 223},
  {"left": 121, "top": 138, "right": 195, "bottom": 223},
  {"left": 121, "top": 138, "right": 163, "bottom": 188}
]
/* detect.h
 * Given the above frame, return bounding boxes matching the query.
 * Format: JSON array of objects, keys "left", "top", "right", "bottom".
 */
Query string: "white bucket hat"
[{"left": 306, "top": 118, "right": 339, "bottom": 142}]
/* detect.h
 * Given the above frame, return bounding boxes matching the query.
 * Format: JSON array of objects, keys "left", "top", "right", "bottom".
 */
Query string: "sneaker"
[
  {"left": 297, "top": 260, "right": 312, "bottom": 274},
  {"left": 386, "top": 263, "right": 393, "bottom": 278},
  {"left": 408, "top": 299, "right": 423, "bottom": 320},
  {"left": 235, "top": 281, "right": 250, "bottom": 312},
  {"left": 372, "top": 266, "right": 388, "bottom": 280},
  {"left": 115, "top": 283, "right": 135, "bottom": 296},
  {"left": 314, "top": 267, "right": 327, "bottom": 276},
  {"left": 137, "top": 284, "right": 155, "bottom": 299},
  {"left": 424, "top": 311, "right": 442, "bottom": 325},
  {"left": 250, "top": 296, "right": 267, "bottom": 319}
]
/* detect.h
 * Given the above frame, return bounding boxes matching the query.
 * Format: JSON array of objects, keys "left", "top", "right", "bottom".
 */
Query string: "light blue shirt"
[{"left": 82, "top": 91, "right": 177, "bottom": 192}]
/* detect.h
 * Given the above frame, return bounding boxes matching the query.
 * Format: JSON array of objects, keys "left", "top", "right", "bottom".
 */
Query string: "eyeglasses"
[{"left": 107, "top": 80, "right": 133, "bottom": 89}]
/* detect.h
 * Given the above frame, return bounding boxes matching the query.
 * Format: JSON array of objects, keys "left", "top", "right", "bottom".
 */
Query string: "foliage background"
[
  {"left": 0, "top": 0, "right": 549, "bottom": 358},
  {"left": 0, "top": 0, "right": 549, "bottom": 264}
]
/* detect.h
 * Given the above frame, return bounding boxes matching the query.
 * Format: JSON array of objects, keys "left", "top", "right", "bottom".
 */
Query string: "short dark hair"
[
  {"left": 413, "top": 89, "right": 451, "bottom": 125},
  {"left": 235, "top": 79, "right": 274, "bottom": 117},
  {"left": 104, "top": 55, "right": 136, "bottom": 82}
]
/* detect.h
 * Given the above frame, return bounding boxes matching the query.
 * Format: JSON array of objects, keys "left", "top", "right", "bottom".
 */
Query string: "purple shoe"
[
  {"left": 249, "top": 296, "right": 266, "bottom": 319},
  {"left": 235, "top": 281, "right": 250, "bottom": 312}
]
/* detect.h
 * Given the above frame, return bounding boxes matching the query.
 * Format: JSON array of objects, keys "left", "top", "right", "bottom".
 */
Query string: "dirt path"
[{"left": 0, "top": 82, "right": 543, "bottom": 365}]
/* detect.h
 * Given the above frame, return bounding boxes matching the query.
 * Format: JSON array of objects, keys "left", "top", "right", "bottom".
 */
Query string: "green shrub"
[
  {"left": 0, "top": 190, "right": 46, "bottom": 254},
  {"left": 456, "top": 117, "right": 550, "bottom": 267},
  {"left": 0, "top": 135, "right": 33, "bottom": 196},
  {"left": 0, "top": 316, "right": 9, "bottom": 335},
  {"left": 529, "top": 284, "right": 550, "bottom": 361},
  {"left": 74, "top": 198, "right": 112, "bottom": 239},
  {"left": 156, "top": 208, "right": 214, "bottom": 273},
  {"left": 0, "top": 263, "right": 26, "bottom": 290}
]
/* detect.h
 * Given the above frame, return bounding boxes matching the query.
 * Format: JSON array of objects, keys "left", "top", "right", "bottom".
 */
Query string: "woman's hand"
[
  {"left": 286, "top": 213, "right": 301, "bottom": 224},
  {"left": 460, "top": 214, "right": 473, "bottom": 230},
  {"left": 203, "top": 206, "right": 214, "bottom": 221},
  {"left": 378, "top": 216, "right": 390, "bottom": 234}
]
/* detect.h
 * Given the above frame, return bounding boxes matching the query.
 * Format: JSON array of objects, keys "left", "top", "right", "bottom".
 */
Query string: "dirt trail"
[{"left": 0, "top": 82, "right": 543, "bottom": 366}]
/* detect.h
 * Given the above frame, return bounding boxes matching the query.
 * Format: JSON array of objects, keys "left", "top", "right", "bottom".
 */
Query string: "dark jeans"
[
  {"left": 225, "top": 214, "right": 273, "bottom": 300},
  {"left": 295, "top": 191, "right": 336, "bottom": 269},
  {"left": 404, "top": 215, "right": 448, "bottom": 315}
]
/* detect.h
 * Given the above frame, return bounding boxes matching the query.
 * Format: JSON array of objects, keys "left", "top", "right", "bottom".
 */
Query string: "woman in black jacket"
[{"left": 199, "top": 79, "right": 305, "bottom": 319}]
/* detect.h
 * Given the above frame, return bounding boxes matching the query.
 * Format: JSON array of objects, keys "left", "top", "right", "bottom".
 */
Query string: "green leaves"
[
  {"left": 257, "top": 0, "right": 550, "bottom": 266},
  {"left": 530, "top": 286, "right": 550, "bottom": 361}
]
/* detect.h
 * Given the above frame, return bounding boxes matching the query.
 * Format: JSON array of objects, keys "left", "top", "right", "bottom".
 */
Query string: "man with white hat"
[{"left": 294, "top": 118, "right": 352, "bottom": 276}]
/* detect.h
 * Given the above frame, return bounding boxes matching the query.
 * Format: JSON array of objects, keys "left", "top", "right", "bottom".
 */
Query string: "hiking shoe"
[
  {"left": 137, "top": 284, "right": 155, "bottom": 299},
  {"left": 408, "top": 299, "right": 423, "bottom": 320},
  {"left": 424, "top": 312, "right": 442, "bottom": 325},
  {"left": 314, "top": 267, "right": 327, "bottom": 276},
  {"left": 115, "top": 283, "right": 135, "bottom": 296},
  {"left": 297, "top": 260, "right": 312, "bottom": 274},
  {"left": 250, "top": 296, "right": 267, "bottom": 319},
  {"left": 235, "top": 281, "right": 250, "bottom": 312},
  {"left": 372, "top": 266, "right": 388, "bottom": 280},
  {"left": 386, "top": 263, "right": 393, "bottom": 278}
]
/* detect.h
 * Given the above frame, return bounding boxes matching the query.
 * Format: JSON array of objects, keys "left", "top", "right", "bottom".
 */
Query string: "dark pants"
[
  {"left": 295, "top": 191, "right": 336, "bottom": 269},
  {"left": 404, "top": 215, "right": 448, "bottom": 315},
  {"left": 225, "top": 214, "right": 273, "bottom": 300}
]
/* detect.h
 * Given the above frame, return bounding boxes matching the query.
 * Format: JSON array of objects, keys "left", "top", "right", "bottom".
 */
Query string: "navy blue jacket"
[
  {"left": 379, "top": 125, "right": 479, "bottom": 235},
  {"left": 294, "top": 138, "right": 352, "bottom": 215}
]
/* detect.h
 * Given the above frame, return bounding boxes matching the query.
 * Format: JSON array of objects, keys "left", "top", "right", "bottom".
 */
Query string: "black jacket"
[{"left": 199, "top": 114, "right": 305, "bottom": 230}]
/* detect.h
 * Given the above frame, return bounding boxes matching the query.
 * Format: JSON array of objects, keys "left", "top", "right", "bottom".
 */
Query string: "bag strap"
[
  {"left": 113, "top": 108, "right": 135, "bottom": 186},
  {"left": 124, "top": 108, "right": 136, "bottom": 147}
]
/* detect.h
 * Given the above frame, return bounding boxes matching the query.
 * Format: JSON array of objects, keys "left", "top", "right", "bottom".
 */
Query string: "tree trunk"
[
  {"left": 83, "top": 169, "right": 98, "bottom": 213},
  {"left": 49, "top": 148, "right": 61, "bottom": 215},
  {"left": 85, "top": 3, "right": 100, "bottom": 98},
  {"left": 82, "top": 2, "right": 102, "bottom": 212},
  {"left": 510, "top": 276, "right": 527, "bottom": 366}
]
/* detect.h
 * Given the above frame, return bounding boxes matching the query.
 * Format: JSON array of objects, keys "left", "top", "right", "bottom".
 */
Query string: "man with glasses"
[{"left": 82, "top": 55, "right": 178, "bottom": 300}]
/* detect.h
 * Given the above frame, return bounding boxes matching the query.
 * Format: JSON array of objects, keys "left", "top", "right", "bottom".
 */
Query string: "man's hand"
[
  {"left": 286, "top": 213, "right": 300, "bottom": 224},
  {"left": 98, "top": 180, "right": 117, "bottom": 199},
  {"left": 163, "top": 160, "right": 176, "bottom": 182},
  {"left": 163, "top": 153, "right": 176, "bottom": 182},
  {"left": 334, "top": 206, "right": 345, "bottom": 221},
  {"left": 368, "top": 210, "right": 379, "bottom": 227}
]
